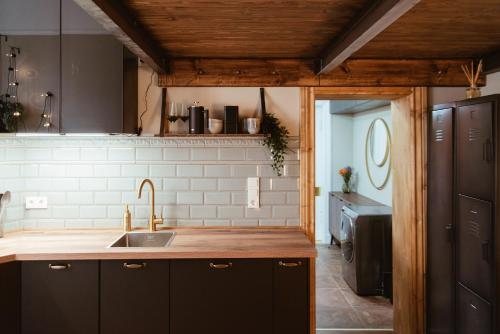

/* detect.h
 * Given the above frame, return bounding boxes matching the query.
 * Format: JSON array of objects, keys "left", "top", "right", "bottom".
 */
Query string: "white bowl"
[{"left": 208, "top": 118, "right": 223, "bottom": 134}]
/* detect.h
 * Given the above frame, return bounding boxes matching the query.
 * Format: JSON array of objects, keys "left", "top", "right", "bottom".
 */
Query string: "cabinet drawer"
[
  {"left": 171, "top": 259, "right": 272, "bottom": 334},
  {"left": 100, "top": 260, "right": 170, "bottom": 334},
  {"left": 0, "top": 262, "right": 20, "bottom": 334},
  {"left": 273, "top": 258, "right": 309, "bottom": 334},
  {"left": 21, "top": 260, "right": 98, "bottom": 334}
]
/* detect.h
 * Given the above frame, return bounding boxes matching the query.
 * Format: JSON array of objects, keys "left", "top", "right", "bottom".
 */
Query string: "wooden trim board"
[{"left": 300, "top": 87, "right": 427, "bottom": 334}]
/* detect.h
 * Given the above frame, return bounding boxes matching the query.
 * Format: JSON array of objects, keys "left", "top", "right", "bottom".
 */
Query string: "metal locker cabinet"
[
  {"left": 427, "top": 106, "right": 455, "bottom": 334},
  {"left": 457, "top": 195, "right": 493, "bottom": 301},
  {"left": 456, "top": 102, "right": 495, "bottom": 201}
]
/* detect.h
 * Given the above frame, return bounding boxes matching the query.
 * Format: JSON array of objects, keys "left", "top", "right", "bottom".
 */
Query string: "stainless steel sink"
[{"left": 108, "top": 232, "right": 175, "bottom": 248}]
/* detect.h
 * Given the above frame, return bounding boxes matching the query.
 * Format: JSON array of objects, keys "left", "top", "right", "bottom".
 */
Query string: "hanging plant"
[
  {"left": 261, "top": 110, "right": 290, "bottom": 176},
  {"left": 0, "top": 95, "right": 22, "bottom": 132}
]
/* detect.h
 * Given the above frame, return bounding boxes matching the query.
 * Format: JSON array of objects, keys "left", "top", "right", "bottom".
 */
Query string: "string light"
[{"left": 37, "top": 92, "right": 53, "bottom": 132}]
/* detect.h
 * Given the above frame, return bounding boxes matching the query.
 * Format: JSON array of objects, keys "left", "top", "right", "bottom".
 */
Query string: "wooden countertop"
[{"left": 0, "top": 228, "right": 316, "bottom": 264}]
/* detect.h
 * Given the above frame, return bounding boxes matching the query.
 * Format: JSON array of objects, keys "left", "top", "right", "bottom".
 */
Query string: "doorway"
[
  {"left": 315, "top": 99, "right": 394, "bottom": 332},
  {"left": 300, "top": 87, "right": 427, "bottom": 334}
]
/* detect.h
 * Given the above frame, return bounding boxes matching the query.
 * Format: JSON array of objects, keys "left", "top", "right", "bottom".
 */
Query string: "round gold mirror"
[{"left": 365, "top": 118, "right": 391, "bottom": 190}]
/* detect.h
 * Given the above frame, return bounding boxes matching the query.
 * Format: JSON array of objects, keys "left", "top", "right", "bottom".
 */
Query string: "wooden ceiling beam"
[
  {"left": 483, "top": 50, "right": 500, "bottom": 74},
  {"left": 158, "top": 58, "right": 482, "bottom": 88},
  {"left": 316, "top": 0, "right": 420, "bottom": 75},
  {"left": 73, "top": 0, "right": 167, "bottom": 73}
]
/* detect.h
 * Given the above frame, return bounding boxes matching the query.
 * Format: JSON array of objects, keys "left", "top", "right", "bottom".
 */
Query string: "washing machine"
[{"left": 340, "top": 204, "right": 392, "bottom": 296}]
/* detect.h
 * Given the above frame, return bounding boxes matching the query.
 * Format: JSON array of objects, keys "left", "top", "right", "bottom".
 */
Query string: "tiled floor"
[{"left": 316, "top": 244, "right": 393, "bottom": 333}]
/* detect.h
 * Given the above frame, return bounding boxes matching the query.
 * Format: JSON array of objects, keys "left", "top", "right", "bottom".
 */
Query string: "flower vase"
[{"left": 342, "top": 182, "right": 351, "bottom": 194}]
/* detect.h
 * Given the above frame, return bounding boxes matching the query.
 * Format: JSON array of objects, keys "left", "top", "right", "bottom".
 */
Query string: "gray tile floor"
[{"left": 316, "top": 244, "right": 393, "bottom": 333}]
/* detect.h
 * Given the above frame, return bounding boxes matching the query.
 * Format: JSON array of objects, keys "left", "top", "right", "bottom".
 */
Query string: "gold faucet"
[{"left": 137, "top": 178, "right": 163, "bottom": 232}]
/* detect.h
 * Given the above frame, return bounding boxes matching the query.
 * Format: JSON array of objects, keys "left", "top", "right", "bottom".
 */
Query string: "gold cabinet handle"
[
  {"left": 279, "top": 261, "right": 302, "bottom": 268},
  {"left": 123, "top": 262, "right": 147, "bottom": 269},
  {"left": 209, "top": 262, "right": 232, "bottom": 269},
  {"left": 48, "top": 263, "right": 71, "bottom": 270}
]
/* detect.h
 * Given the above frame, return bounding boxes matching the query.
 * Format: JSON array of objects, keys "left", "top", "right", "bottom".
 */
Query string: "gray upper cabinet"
[{"left": 0, "top": 0, "right": 137, "bottom": 134}]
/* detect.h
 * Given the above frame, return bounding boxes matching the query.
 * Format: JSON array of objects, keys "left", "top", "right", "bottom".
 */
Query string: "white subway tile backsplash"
[
  {"left": 245, "top": 206, "right": 272, "bottom": 218},
  {"left": 273, "top": 205, "right": 299, "bottom": 218},
  {"left": 39, "top": 164, "right": 66, "bottom": 177},
  {"left": 191, "top": 178, "right": 217, "bottom": 191},
  {"left": 191, "top": 148, "right": 218, "bottom": 161},
  {"left": 53, "top": 148, "right": 80, "bottom": 161},
  {"left": 136, "top": 148, "right": 162, "bottom": 161},
  {"left": 163, "top": 148, "right": 190, "bottom": 160},
  {"left": 218, "top": 206, "right": 244, "bottom": 219},
  {"left": 177, "top": 192, "right": 203, "bottom": 204},
  {"left": 0, "top": 137, "right": 299, "bottom": 230},
  {"left": 67, "top": 192, "right": 93, "bottom": 205},
  {"left": 108, "top": 178, "right": 135, "bottom": 191},
  {"left": 80, "top": 206, "right": 107, "bottom": 219},
  {"left": 150, "top": 165, "right": 176, "bottom": 177},
  {"left": 0, "top": 165, "right": 20, "bottom": 177},
  {"left": 108, "top": 148, "right": 135, "bottom": 161},
  {"left": 163, "top": 178, "right": 190, "bottom": 191},
  {"left": 204, "top": 192, "right": 230, "bottom": 205},
  {"left": 81, "top": 148, "right": 107, "bottom": 161},
  {"left": 190, "top": 205, "right": 217, "bottom": 219},
  {"left": 231, "top": 165, "right": 258, "bottom": 177},
  {"left": 121, "top": 165, "right": 149, "bottom": 177},
  {"left": 219, "top": 148, "right": 245, "bottom": 161},
  {"left": 80, "top": 178, "right": 107, "bottom": 191},
  {"left": 94, "top": 164, "right": 120, "bottom": 177},
  {"left": 95, "top": 192, "right": 122, "bottom": 205},
  {"left": 204, "top": 165, "right": 230, "bottom": 177},
  {"left": 218, "top": 178, "right": 246, "bottom": 191},
  {"left": 177, "top": 165, "right": 203, "bottom": 177},
  {"left": 66, "top": 165, "right": 94, "bottom": 177}
]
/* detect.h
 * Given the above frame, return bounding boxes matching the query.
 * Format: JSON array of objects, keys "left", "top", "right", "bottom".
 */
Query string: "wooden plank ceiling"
[
  {"left": 122, "top": 0, "right": 371, "bottom": 58},
  {"left": 77, "top": 0, "right": 500, "bottom": 86}
]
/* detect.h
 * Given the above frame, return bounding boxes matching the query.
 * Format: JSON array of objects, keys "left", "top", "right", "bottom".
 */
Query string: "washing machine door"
[{"left": 341, "top": 209, "right": 355, "bottom": 263}]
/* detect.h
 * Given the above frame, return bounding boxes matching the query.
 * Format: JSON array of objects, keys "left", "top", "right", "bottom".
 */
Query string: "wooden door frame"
[{"left": 300, "top": 86, "right": 427, "bottom": 334}]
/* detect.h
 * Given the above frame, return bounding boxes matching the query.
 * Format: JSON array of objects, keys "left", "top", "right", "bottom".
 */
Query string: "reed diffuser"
[{"left": 461, "top": 60, "right": 483, "bottom": 99}]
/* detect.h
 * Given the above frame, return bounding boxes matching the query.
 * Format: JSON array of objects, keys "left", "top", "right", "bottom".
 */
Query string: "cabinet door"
[
  {"left": 427, "top": 107, "right": 455, "bottom": 333},
  {"left": 21, "top": 261, "right": 98, "bottom": 334},
  {"left": 0, "top": 262, "right": 20, "bottom": 334},
  {"left": 457, "top": 102, "right": 495, "bottom": 201},
  {"left": 457, "top": 195, "right": 493, "bottom": 301},
  {"left": 273, "top": 259, "right": 309, "bottom": 334},
  {"left": 100, "top": 260, "right": 169, "bottom": 334},
  {"left": 171, "top": 259, "right": 272, "bottom": 334},
  {"left": 457, "top": 283, "right": 491, "bottom": 334}
]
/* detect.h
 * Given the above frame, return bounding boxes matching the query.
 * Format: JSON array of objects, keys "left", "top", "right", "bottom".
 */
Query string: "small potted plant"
[
  {"left": 0, "top": 95, "right": 22, "bottom": 132},
  {"left": 339, "top": 166, "right": 352, "bottom": 193}
]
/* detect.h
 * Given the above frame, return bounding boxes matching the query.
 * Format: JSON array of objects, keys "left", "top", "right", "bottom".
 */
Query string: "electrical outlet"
[
  {"left": 25, "top": 196, "right": 48, "bottom": 209},
  {"left": 247, "top": 177, "right": 260, "bottom": 209}
]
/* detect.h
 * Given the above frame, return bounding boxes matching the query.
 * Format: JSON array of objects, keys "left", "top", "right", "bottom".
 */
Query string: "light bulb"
[
  {"left": 43, "top": 121, "right": 51, "bottom": 128},
  {"left": 42, "top": 113, "right": 49, "bottom": 118},
  {"left": 13, "top": 111, "right": 21, "bottom": 117}
]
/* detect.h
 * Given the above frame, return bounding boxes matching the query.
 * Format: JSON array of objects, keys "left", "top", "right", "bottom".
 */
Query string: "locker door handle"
[
  {"left": 483, "top": 139, "right": 493, "bottom": 162},
  {"left": 482, "top": 241, "right": 490, "bottom": 262}
]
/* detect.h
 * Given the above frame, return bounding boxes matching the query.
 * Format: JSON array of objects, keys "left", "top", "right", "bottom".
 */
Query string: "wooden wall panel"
[{"left": 158, "top": 59, "right": 480, "bottom": 87}]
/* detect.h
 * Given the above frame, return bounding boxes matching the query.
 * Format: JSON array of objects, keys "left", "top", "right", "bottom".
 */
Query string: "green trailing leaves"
[{"left": 261, "top": 110, "right": 290, "bottom": 176}]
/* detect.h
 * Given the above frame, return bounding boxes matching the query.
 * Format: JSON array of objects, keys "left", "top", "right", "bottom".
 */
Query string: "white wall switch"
[
  {"left": 247, "top": 177, "right": 260, "bottom": 209},
  {"left": 25, "top": 196, "right": 48, "bottom": 209}
]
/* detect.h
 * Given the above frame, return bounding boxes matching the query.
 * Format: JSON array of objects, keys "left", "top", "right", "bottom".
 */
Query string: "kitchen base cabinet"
[
  {"left": 171, "top": 259, "right": 273, "bottom": 334},
  {"left": 100, "top": 260, "right": 170, "bottom": 334},
  {"left": 0, "top": 262, "right": 20, "bottom": 334},
  {"left": 21, "top": 261, "right": 99, "bottom": 334},
  {"left": 273, "top": 259, "right": 309, "bottom": 334}
]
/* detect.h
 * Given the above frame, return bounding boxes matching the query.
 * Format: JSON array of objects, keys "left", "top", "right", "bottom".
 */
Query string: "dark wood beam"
[
  {"left": 157, "top": 58, "right": 482, "bottom": 88},
  {"left": 316, "top": 0, "right": 420, "bottom": 75},
  {"left": 73, "top": 0, "right": 166, "bottom": 73},
  {"left": 483, "top": 49, "right": 500, "bottom": 74}
]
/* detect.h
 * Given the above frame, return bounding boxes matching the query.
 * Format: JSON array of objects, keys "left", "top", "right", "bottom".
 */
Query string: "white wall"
[
  {"left": 138, "top": 65, "right": 301, "bottom": 136},
  {"left": 330, "top": 113, "right": 353, "bottom": 192},
  {"left": 352, "top": 106, "right": 392, "bottom": 207},
  {"left": 483, "top": 72, "right": 500, "bottom": 95}
]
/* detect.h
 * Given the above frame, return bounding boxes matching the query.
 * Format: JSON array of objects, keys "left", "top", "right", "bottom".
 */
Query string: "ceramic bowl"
[{"left": 208, "top": 118, "right": 223, "bottom": 134}]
